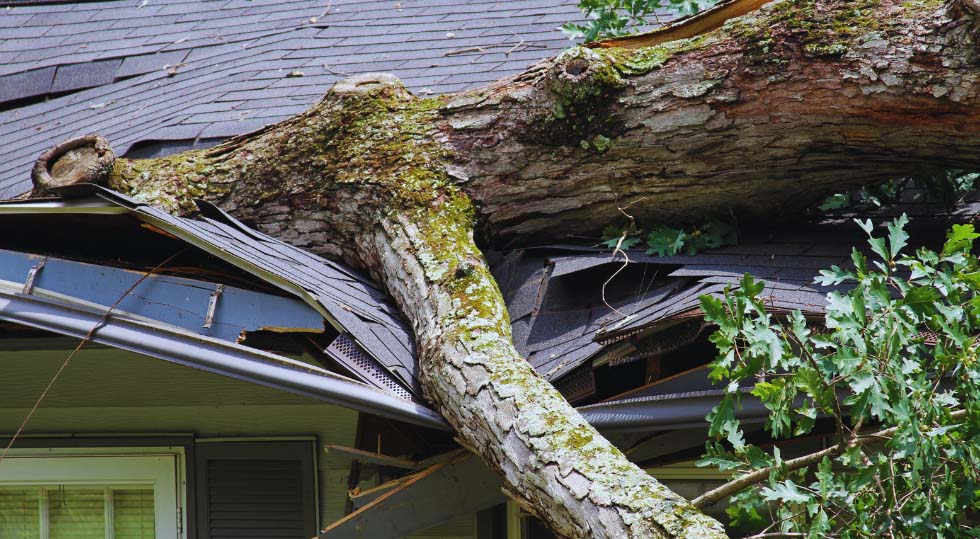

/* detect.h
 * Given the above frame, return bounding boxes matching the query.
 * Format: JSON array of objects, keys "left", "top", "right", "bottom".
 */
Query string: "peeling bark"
[{"left": 33, "top": 1, "right": 980, "bottom": 537}]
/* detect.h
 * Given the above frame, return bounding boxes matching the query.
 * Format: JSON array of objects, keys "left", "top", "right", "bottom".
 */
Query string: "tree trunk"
[
  {"left": 37, "top": 0, "right": 980, "bottom": 537},
  {"left": 445, "top": 0, "right": 980, "bottom": 245}
]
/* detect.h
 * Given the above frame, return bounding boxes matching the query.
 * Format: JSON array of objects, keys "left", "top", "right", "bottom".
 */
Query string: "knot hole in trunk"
[{"left": 31, "top": 134, "right": 115, "bottom": 196}]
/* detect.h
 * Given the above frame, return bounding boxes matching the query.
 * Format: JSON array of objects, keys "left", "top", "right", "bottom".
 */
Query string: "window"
[{"left": 0, "top": 454, "right": 181, "bottom": 539}]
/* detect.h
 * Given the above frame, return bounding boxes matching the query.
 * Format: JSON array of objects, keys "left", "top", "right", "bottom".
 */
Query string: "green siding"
[
  {"left": 0, "top": 346, "right": 476, "bottom": 538},
  {"left": 0, "top": 347, "right": 357, "bottom": 529}
]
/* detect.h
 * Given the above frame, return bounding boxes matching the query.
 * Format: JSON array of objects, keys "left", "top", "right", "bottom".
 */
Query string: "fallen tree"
[{"left": 29, "top": 0, "right": 980, "bottom": 537}]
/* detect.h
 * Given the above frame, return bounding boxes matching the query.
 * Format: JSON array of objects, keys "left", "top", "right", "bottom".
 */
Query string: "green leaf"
[
  {"left": 700, "top": 294, "right": 727, "bottom": 324},
  {"left": 855, "top": 218, "right": 874, "bottom": 235},
  {"left": 645, "top": 226, "right": 685, "bottom": 256},
  {"left": 620, "top": 237, "right": 641, "bottom": 249},
  {"left": 699, "top": 219, "right": 737, "bottom": 249},
  {"left": 743, "top": 445, "right": 774, "bottom": 468},
  {"left": 707, "top": 395, "right": 744, "bottom": 449},
  {"left": 740, "top": 272, "right": 765, "bottom": 297},
  {"left": 815, "top": 265, "right": 854, "bottom": 286},
  {"left": 818, "top": 192, "right": 850, "bottom": 211},
  {"left": 761, "top": 479, "right": 811, "bottom": 504},
  {"left": 600, "top": 224, "right": 640, "bottom": 249},
  {"left": 696, "top": 455, "right": 742, "bottom": 471},
  {"left": 905, "top": 285, "right": 940, "bottom": 308},
  {"left": 926, "top": 423, "right": 960, "bottom": 438},
  {"left": 943, "top": 223, "right": 980, "bottom": 256},
  {"left": 847, "top": 373, "right": 891, "bottom": 420},
  {"left": 868, "top": 236, "right": 889, "bottom": 263},
  {"left": 887, "top": 213, "right": 910, "bottom": 258}
]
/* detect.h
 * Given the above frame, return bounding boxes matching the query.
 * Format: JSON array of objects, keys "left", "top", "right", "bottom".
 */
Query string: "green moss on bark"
[
  {"left": 109, "top": 149, "right": 218, "bottom": 214},
  {"left": 109, "top": 80, "right": 454, "bottom": 218}
]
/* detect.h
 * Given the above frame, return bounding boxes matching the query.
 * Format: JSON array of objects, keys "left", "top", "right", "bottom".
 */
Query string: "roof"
[
  {"left": 491, "top": 237, "right": 850, "bottom": 384},
  {"left": 0, "top": 0, "right": 582, "bottom": 198},
  {"left": 0, "top": 183, "right": 774, "bottom": 432},
  {"left": 0, "top": 0, "right": 759, "bottom": 434},
  {"left": 0, "top": 185, "right": 423, "bottom": 401},
  {"left": 5, "top": 185, "right": 974, "bottom": 413},
  {"left": 492, "top": 197, "right": 980, "bottom": 387}
]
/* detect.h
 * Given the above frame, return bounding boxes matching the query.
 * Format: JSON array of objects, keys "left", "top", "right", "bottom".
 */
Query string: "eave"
[{"left": 0, "top": 283, "right": 448, "bottom": 430}]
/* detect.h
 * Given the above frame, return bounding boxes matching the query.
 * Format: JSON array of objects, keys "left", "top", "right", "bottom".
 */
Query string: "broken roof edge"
[
  {"left": 0, "top": 185, "right": 424, "bottom": 398},
  {"left": 0, "top": 188, "right": 348, "bottom": 327},
  {"left": 0, "top": 283, "right": 449, "bottom": 430},
  {"left": 0, "top": 266, "right": 727, "bottom": 435},
  {"left": 90, "top": 187, "right": 348, "bottom": 324}
]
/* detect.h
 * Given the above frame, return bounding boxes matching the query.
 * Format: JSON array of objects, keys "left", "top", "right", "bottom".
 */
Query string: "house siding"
[{"left": 0, "top": 346, "right": 476, "bottom": 538}]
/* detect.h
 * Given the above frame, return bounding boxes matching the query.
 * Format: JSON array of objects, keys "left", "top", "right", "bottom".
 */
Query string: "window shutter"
[{"left": 195, "top": 441, "right": 316, "bottom": 539}]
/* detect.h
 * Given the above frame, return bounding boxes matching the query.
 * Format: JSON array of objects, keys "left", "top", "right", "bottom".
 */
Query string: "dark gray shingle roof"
[
  {"left": 491, "top": 195, "right": 980, "bottom": 386},
  {"left": 0, "top": 0, "right": 582, "bottom": 197},
  {"left": 491, "top": 231, "right": 868, "bottom": 383}
]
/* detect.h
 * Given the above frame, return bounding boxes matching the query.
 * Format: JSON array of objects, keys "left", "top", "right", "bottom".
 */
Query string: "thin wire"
[
  {"left": 0, "top": 249, "right": 187, "bottom": 464},
  {"left": 601, "top": 197, "right": 647, "bottom": 323}
]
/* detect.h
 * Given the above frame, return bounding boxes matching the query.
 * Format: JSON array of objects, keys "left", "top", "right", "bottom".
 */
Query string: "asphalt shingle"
[
  {"left": 50, "top": 59, "right": 122, "bottom": 93},
  {"left": 0, "top": 0, "right": 585, "bottom": 197},
  {"left": 0, "top": 66, "right": 55, "bottom": 103}
]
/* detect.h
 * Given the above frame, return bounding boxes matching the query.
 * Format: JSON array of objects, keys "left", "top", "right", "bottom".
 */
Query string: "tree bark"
[
  {"left": 443, "top": 0, "right": 980, "bottom": 244},
  {"left": 37, "top": 0, "right": 980, "bottom": 537}
]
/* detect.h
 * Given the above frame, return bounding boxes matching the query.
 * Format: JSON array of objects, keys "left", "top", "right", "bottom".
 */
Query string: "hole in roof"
[{"left": 542, "top": 261, "right": 679, "bottom": 311}]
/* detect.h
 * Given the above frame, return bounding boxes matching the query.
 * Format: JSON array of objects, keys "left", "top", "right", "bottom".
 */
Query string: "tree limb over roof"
[{"left": 589, "top": 0, "right": 772, "bottom": 49}]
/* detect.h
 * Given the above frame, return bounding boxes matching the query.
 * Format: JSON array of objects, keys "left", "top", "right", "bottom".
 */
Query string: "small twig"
[
  {"left": 0, "top": 249, "right": 186, "bottom": 463},
  {"left": 323, "top": 63, "right": 350, "bottom": 77},
  {"left": 443, "top": 40, "right": 546, "bottom": 57},
  {"left": 506, "top": 39, "right": 527, "bottom": 55},
  {"left": 444, "top": 46, "right": 486, "bottom": 56}
]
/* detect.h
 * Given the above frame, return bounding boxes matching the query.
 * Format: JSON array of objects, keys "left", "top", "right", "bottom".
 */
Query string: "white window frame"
[{"left": 0, "top": 447, "right": 185, "bottom": 539}]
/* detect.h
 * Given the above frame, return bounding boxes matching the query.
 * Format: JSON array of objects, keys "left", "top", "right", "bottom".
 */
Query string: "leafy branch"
[
  {"left": 817, "top": 170, "right": 980, "bottom": 213},
  {"left": 599, "top": 218, "right": 737, "bottom": 255},
  {"left": 562, "top": 0, "right": 719, "bottom": 42},
  {"left": 696, "top": 215, "right": 980, "bottom": 538},
  {"left": 693, "top": 409, "right": 969, "bottom": 509}
]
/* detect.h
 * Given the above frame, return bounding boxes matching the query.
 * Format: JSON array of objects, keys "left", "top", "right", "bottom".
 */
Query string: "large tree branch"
[
  {"left": 94, "top": 75, "right": 728, "bottom": 538},
  {"left": 367, "top": 201, "right": 724, "bottom": 537},
  {"left": 442, "top": 0, "right": 980, "bottom": 244}
]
